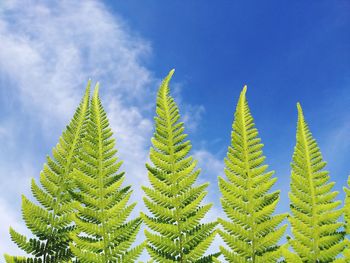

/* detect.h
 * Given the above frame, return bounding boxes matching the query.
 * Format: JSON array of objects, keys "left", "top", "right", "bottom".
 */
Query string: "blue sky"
[
  {"left": 109, "top": 0, "right": 350, "bottom": 202},
  {"left": 0, "top": 0, "right": 349, "bottom": 260}
]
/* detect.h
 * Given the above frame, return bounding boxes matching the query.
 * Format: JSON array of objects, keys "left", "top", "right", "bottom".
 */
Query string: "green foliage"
[
  {"left": 342, "top": 176, "right": 350, "bottom": 261},
  {"left": 4, "top": 83, "right": 91, "bottom": 263},
  {"left": 284, "top": 103, "right": 345, "bottom": 262},
  {"left": 141, "top": 70, "right": 219, "bottom": 262},
  {"left": 218, "top": 86, "right": 287, "bottom": 262},
  {"left": 69, "top": 85, "right": 144, "bottom": 262},
  {"left": 4, "top": 73, "right": 350, "bottom": 263}
]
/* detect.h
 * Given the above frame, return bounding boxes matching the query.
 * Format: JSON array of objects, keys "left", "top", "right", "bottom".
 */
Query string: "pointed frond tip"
[
  {"left": 238, "top": 85, "right": 248, "bottom": 102},
  {"left": 296, "top": 102, "right": 303, "bottom": 115},
  {"left": 168, "top": 68, "right": 175, "bottom": 76},
  {"left": 242, "top": 84, "right": 247, "bottom": 94},
  {"left": 162, "top": 69, "right": 175, "bottom": 84},
  {"left": 85, "top": 79, "right": 92, "bottom": 91},
  {"left": 157, "top": 69, "right": 175, "bottom": 98},
  {"left": 93, "top": 82, "right": 100, "bottom": 97},
  {"left": 296, "top": 102, "right": 307, "bottom": 127},
  {"left": 82, "top": 80, "right": 91, "bottom": 101},
  {"left": 164, "top": 69, "right": 175, "bottom": 83}
]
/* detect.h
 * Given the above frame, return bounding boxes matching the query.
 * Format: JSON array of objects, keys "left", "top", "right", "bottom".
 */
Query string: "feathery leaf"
[
  {"left": 69, "top": 85, "right": 144, "bottom": 262},
  {"left": 142, "top": 70, "right": 219, "bottom": 262},
  {"left": 5, "top": 82, "right": 91, "bottom": 263},
  {"left": 285, "top": 103, "right": 345, "bottom": 262},
  {"left": 218, "top": 86, "right": 287, "bottom": 263}
]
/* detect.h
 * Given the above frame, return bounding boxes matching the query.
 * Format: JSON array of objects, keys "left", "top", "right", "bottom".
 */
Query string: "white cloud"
[
  {"left": 0, "top": 123, "right": 11, "bottom": 139},
  {"left": 0, "top": 0, "right": 218, "bottom": 261},
  {"left": 172, "top": 82, "right": 206, "bottom": 133},
  {"left": 194, "top": 150, "right": 224, "bottom": 180},
  {"left": 0, "top": 0, "right": 153, "bottom": 128},
  {"left": 182, "top": 104, "right": 206, "bottom": 132},
  {"left": 0, "top": 198, "right": 32, "bottom": 257},
  {"left": 106, "top": 98, "right": 153, "bottom": 205},
  {"left": 193, "top": 149, "right": 227, "bottom": 260},
  {"left": 0, "top": 0, "right": 155, "bottom": 259},
  {"left": 322, "top": 121, "right": 350, "bottom": 192},
  {"left": 325, "top": 122, "right": 350, "bottom": 163}
]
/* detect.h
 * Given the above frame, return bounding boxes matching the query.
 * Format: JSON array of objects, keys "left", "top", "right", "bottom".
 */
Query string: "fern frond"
[
  {"left": 342, "top": 176, "right": 350, "bottom": 261},
  {"left": 218, "top": 86, "right": 287, "bottom": 262},
  {"left": 142, "top": 70, "right": 218, "bottom": 262},
  {"left": 285, "top": 103, "right": 345, "bottom": 262},
  {"left": 282, "top": 244, "right": 303, "bottom": 263},
  {"left": 69, "top": 85, "right": 144, "bottom": 262},
  {"left": 5, "top": 82, "right": 91, "bottom": 262}
]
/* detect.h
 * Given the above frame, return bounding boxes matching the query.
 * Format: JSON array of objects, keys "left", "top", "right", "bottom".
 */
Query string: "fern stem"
[
  {"left": 240, "top": 92, "right": 256, "bottom": 262},
  {"left": 163, "top": 87, "right": 184, "bottom": 262},
  {"left": 95, "top": 96, "right": 109, "bottom": 261},
  {"left": 298, "top": 111, "right": 319, "bottom": 262}
]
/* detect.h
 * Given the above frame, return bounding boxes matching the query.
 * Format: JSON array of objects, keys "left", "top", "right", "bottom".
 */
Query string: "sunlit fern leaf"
[
  {"left": 341, "top": 176, "right": 350, "bottom": 261},
  {"left": 141, "top": 70, "right": 219, "bottom": 262},
  {"left": 69, "top": 84, "right": 144, "bottom": 262},
  {"left": 218, "top": 86, "right": 287, "bottom": 263},
  {"left": 4, "top": 82, "right": 91, "bottom": 263},
  {"left": 281, "top": 244, "right": 303, "bottom": 263},
  {"left": 285, "top": 103, "right": 345, "bottom": 262}
]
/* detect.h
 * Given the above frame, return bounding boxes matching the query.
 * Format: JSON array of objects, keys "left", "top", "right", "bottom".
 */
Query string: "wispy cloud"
[
  {"left": 0, "top": 0, "right": 153, "bottom": 126},
  {"left": 172, "top": 81, "right": 206, "bottom": 133},
  {"left": 0, "top": 0, "right": 155, "bottom": 258},
  {"left": 0, "top": 0, "right": 221, "bottom": 260},
  {"left": 0, "top": 198, "right": 32, "bottom": 256}
]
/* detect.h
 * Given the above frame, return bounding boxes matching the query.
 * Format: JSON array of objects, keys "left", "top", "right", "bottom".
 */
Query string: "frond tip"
[{"left": 242, "top": 84, "right": 247, "bottom": 94}]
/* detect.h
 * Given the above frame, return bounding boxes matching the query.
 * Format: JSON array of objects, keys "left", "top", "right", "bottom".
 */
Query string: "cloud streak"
[
  {"left": 0, "top": 0, "right": 156, "bottom": 258},
  {"left": 0, "top": 0, "right": 222, "bottom": 260}
]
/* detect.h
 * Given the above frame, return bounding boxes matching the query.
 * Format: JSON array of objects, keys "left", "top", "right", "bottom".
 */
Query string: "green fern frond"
[
  {"left": 142, "top": 70, "right": 218, "bottom": 262},
  {"left": 342, "top": 176, "right": 350, "bottom": 261},
  {"left": 281, "top": 244, "right": 303, "bottom": 263},
  {"left": 69, "top": 85, "right": 144, "bottom": 262},
  {"left": 5, "top": 82, "right": 91, "bottom": 263},
  {"left": 218, "top": 86, "right": 287, "bottom": 263},
  {"left": 4, "top": 254, "right": 37, "bottom": 263},
  {"left": 286, "top": 103, "right": 345, "bottom": 262}
]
